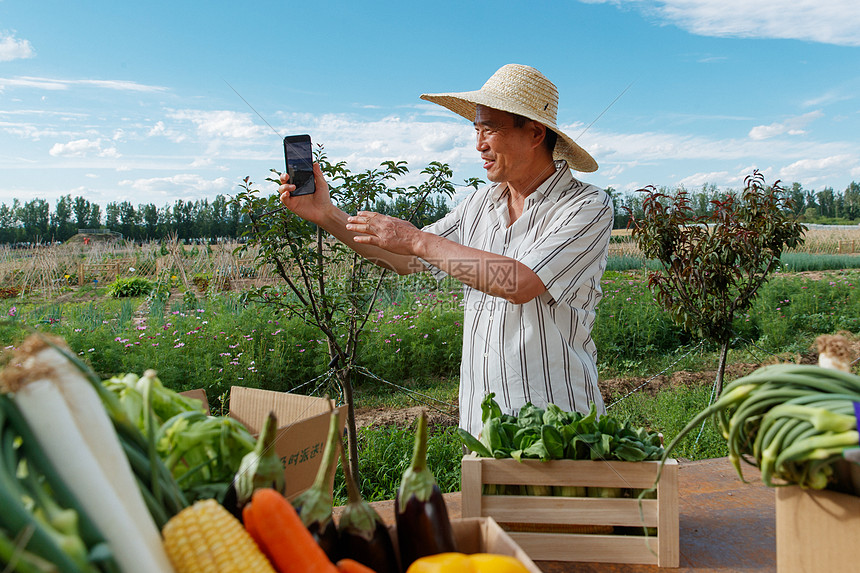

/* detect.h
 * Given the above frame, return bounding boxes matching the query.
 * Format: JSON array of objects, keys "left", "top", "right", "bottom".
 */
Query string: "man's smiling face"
[{"left": 474, "top": 105, "right": 537, "bottom": 185}]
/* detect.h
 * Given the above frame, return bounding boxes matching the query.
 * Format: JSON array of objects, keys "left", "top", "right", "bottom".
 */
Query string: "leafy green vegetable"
[
  {"left": 102, "top": 371, "right": 256, "bottom": 502},
  {"left": 460, "top": 393, "right": 664, "bottom": 464},
  {"left": 102, "top": 370, "right": 201, "bottom": 428}
]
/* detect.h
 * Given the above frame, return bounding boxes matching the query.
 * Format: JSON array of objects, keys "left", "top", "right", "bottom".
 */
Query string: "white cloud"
[
  {"left": 0, "top": 32, "right": 34, "bottom": 62},
  {"left": 0, "top": 76, "right": 167, "bottom": 92},
  {"left": 49, "top": 138, "right": 120, "bottom": 158},
  {"left": 802, "top": 91, "right": 853, "bottom": 108},
  {"left": 582, "top": 0, "right": 860, "bottom": 46},
  {"left": 748, "top": 111, "right": 823, "bottom": 141},
  {"left": 678, "top": 170, "right": 731, "bottom": 187},
  {"left": 147, "top": 120, "right": 187, "bottom": 143},
  {"left": 778, "top": 154, "right": 857, "bottom": 182},
  {"left": 292, "top": 113, "right": 476, "bottom": 181},
  {"left": 169, "top": 110, "right": 266, "bottom": 140},
  {"left": 118, "top": 174, "right": 231, "bottom": 196}
]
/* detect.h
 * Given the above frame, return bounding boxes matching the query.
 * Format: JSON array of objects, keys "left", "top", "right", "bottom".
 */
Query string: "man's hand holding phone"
[
  {"left": 278, "top": 162, "right": 333, "bottom": 225},
  {"left": 283, "top": 134, "right": 315, "bottom": 196}
]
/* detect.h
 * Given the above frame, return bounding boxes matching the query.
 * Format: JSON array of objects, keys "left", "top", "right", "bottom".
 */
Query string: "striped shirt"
[{"left": 422, "top": 161, "right": 613, "bottom": 436}]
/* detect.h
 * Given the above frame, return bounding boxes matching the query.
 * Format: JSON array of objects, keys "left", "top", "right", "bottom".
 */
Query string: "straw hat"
[{"left": 420, "top": 64, "right": 598, "bottom": 173}]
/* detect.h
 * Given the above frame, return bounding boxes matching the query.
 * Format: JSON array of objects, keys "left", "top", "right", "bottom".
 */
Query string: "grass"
[
  {"left": 608, "top": 383, "right": 728, "bottom": 461},
  {"left": 332, "top": 423, "right": 462, "bottom": 505},
  {"left": 779, "top": 252, "right": 860, "bottom": 272},
  {"left": 353, "top": 376, "right": 459, "bottom": 410}
]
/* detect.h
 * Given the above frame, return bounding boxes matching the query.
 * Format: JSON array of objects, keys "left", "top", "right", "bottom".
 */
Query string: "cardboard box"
[
  {"left": 389, "top": 517, "right": 541, "bottom": 573},
  {"left": 180, "top": 386, "right": 346, "bottom": 500},
  {"left": 776, "top": 485, "right": 860, "bottom": 573},
  {"left": 179, "top": 387, "right": 209, "bottom": 414},
  {"left": 461, "top": 455, "right": 679, "bottom": 567}
]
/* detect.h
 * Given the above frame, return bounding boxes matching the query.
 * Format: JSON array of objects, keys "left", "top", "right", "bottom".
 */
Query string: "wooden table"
[{"left": 341, "top": 457, "right": 776, "bottom": 572}]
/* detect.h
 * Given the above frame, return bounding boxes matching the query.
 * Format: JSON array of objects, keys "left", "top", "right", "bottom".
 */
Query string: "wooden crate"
[
  {"left": 776, "top": 485, "right": 860, "bottom": 573},
  {"left": 461, "top": 455, "right": 679, "bottom": 567}
]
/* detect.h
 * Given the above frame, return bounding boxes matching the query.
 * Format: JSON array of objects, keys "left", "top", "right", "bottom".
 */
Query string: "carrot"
[
  {"left": 336, "top": 559, "right": 378, "bottom": 573},
  {"left": 246, "top": 488, "right": 338, "bottom": 573},
  {"left": 243, "top": 503, "right": 273, "bottom": 563}
]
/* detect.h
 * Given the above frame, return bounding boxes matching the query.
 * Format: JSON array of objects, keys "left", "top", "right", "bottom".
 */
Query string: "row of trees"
[
  {"left": 0, "top": 195, "right": 247, "bottom": 245},
  {"left": 0, "top": 189, "right": 454, "bottom": 245},
  {"left": 610, "top": 181, "right": 860, "bottom": 229},
  {"left": 2, "top": 179, "right": 859, "bottom": 245}
]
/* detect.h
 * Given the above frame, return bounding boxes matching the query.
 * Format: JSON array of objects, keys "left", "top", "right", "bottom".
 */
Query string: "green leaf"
[
  {"left": 541, "top": 425, "right": 564, "bottom": 460},
  {"left": 517, "top": 403, "right": 544, "bottom": 429},
  {"left": 457, "top": 428, "right": 491, "bottom": 458},
  {"left": 481, "top": 393, "right": 502, "bottom": 424}
]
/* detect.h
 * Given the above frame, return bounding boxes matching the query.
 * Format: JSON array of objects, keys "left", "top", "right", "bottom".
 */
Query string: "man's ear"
[{"left": 529, "top": 120, "right": 549, "bottom": 151}]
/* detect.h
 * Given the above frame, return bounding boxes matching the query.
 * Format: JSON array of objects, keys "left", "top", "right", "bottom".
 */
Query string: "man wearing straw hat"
[{"left": 278, "top": 64, "right": 613, "bottom": 436}]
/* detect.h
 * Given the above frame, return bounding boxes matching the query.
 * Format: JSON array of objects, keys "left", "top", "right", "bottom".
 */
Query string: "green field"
[{"left": 2, "top": 263, "right": 859, "bottom": 502}]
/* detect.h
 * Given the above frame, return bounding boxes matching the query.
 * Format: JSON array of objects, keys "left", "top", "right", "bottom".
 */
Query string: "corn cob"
[{"left": 162, "top": 499, "right": 277, "bottom": 573}]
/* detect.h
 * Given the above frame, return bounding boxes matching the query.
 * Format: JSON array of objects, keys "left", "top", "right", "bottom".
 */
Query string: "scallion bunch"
[{"left": 659, "top": 363, "right": 860, "bottom": 492}]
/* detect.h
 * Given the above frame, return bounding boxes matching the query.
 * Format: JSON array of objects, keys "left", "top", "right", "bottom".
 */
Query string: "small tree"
[
  {"left": 232, "top": 149, "right": 472, "bottom": 481},
  {"left": 628, "top": 171, "right": 806, "bottom": 394}
]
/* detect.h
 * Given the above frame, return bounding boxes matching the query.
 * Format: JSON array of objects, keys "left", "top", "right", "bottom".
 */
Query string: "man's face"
[{"left": 474, "top": 105, "right": 536, "bottom": 184}]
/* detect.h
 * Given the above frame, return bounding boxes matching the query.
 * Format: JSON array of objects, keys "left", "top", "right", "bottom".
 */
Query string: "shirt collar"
[
  {"left": 488, "top": 160, "right": 572, "bottom": 208},
  {"left": 532, "top": 160, "right": 572, "bottom": 202}
]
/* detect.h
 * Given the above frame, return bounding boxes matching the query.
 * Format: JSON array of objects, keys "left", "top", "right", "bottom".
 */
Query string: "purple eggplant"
[
  {"left": 394, "top": 411, "right": 456, "bottom": 569},
  {"left": 338, "top": 448, "right": 400, "bottom": 573},
  {"left": 293, "top": 410, "right": 341, "bottom": 563}
]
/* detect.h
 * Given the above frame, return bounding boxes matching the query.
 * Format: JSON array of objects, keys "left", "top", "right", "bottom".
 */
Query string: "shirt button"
[{"left": 484, "top": 353, "right": 489, "bottom": 358}]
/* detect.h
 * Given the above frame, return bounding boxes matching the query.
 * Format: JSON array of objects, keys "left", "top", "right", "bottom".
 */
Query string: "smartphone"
[{"left": 283, "top": 134, "right": 315, "bottom": 196}]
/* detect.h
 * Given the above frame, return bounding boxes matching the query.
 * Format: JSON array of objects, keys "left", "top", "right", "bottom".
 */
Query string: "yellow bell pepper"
[{"left": 406, "top": 552, "right": 530, "bottom": 573}]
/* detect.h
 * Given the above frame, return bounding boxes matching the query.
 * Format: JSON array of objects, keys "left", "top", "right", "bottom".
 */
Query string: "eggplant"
[
  {"left": 221, "top": 411, "right": 284, "bottom": 521},
  {"left": 292, "top": 409, "right": 341, "bottom": 563},
  {"left": 394, "top": 411, "right": 456, "bottom": 570},
  {"left": 338, "top": 443, "right": 400, "bottom": 573}
]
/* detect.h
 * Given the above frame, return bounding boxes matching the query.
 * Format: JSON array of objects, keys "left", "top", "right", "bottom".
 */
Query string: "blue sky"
[{"left": 1, "top": 0, "right": 859, "bottom": 211}]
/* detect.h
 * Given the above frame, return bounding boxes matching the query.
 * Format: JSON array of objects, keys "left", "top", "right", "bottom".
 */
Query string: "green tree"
[
  {"left": 628, "top": 171, "right": 806, "bottom": 394},
  {"left": 602, "top": 186, "right": 624, "bottom": 229},
  {"left": 0, "top": 201, "right": 20, "bottom": 243},
  {"left": 118, "top": 201, "right": 139, "bottom": 241},
  {"left": 141, "top": 203, "right": 159, "bottom": 239},
  {"left": 87, "top": 203, "right": 102, "bottom": 229},
  {"left": 195, "top": 199, "right": 215, "bottom": 239},
  {"left": 234, "top": 153, "right": 465, "bottom": 482},
  {"left": 211, "top": 195, "right": 230, "bottom": 239},
  {"left": 171, "top": 200, "right": 194, "bottom": 239},
  {"left": 105, "top": 202, "right": 120, "bottom": 234},
  {"left": 73, "top": 196, "right": 92, "bottom": 229},
  {"left": 817, "top": 187, "right": 835, "bottom": 218},
  {"left": 844, "top": 182, "right": 860, "bottom": 220},
  {"left": 52, "top": 194, "right": 75, "bottom": 240},
  {"left": 803, "top": 190, "right": 819, "bottom": 218},
  {"left": 19, "top": 198, "right": 50, "bottom": 242},
  {"left": 788, "top": 182, "right": 805, "bottom": 216}
]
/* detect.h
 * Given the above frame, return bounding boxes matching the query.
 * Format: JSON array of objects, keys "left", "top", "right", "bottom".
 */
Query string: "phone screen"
[{"left": 283, "top": 134, "right": 315, "bottom": 196}]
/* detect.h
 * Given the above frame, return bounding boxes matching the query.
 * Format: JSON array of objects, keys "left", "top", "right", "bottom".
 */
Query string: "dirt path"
[{"left": 352, "top": 352, "right": 832, "bottom": 431}]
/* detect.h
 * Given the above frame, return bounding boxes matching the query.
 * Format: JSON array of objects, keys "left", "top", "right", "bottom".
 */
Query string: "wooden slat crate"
[{"left": 460, "top": 455, "right": 679, "bottom": 567}]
